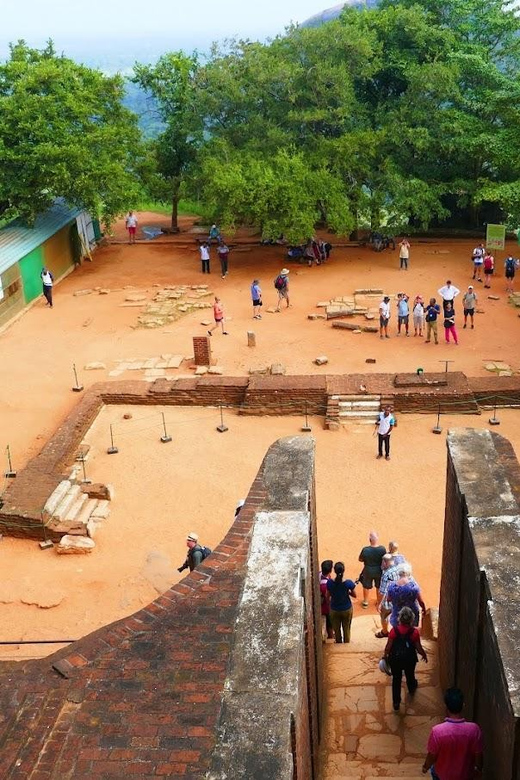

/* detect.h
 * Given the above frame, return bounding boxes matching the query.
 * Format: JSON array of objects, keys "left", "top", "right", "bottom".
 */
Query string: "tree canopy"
[{"left": 0, "top": 41, "right": 141, "bottom": 225}]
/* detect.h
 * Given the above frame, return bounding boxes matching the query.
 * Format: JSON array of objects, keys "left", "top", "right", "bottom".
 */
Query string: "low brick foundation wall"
[{"left": 1, "top": 372, "right": 519, "bottom": 539}]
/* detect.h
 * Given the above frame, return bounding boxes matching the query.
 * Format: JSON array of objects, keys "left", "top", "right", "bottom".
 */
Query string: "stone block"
[
  {"left": 366, "top": 358, "right": 377, "bottom": 364},
  {"left": 362, "top": 325, "right": 379, "bottom": 333},
  {"left": 208, "top": 366, "right": 224, "bottom": 375},
  {"left": 249, "top": 366, "right": 269, "bottom": 375},
  {"left": 332, "top": 321, "right": 359, "bottom": 330},
  {"left": 488, "top": 295, "right": 500, "bottom": 300},
  {"left": 247, "top": 331, "right": 256, "bottom": 347},
  {"left": 144, "top": 368, "right": 166, "bottom": 378},
  {"left": 80, "top": 483, "right": 111, "bottom": 501},
  {"left": 98, "top": 289, "right": 110, "bottom": 295},
  {"left": 195, "top": 365, "right": 208, "bottom": 375},
  {"left": 84, "top": 362, "right": 106, "bottom": 370},
  {"left": 315, "top": 356, "right": 329, "bottom": 366},
  {"left": 270, "top": 363, "right": 286, "bottom": 375},
  {"left": 125, "top": 293, "right": 147, "bottom": 302},
  {"left": 73, "top": 289, "right": 93, "bottom": 296},
  {"left": 56, "top": 535, "right": 95, "bottom": 554},
  {"left": 90, "top": 500, "right": 110, "bottom": 520},
  {"left": 316, "top": 301, "right": 331, "bottom": 308}
]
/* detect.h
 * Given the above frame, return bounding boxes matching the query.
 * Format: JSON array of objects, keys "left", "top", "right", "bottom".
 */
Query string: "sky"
[{"left": 1, "top": 0, "right": 333, "bottom": 48}]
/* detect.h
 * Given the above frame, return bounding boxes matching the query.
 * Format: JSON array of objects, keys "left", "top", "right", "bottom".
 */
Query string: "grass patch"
[{"left": 134, "top": 198, "right": 209, "bottom": 219}]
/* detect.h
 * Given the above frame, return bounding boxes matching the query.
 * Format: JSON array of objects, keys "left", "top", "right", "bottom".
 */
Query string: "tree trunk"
[{"left": 171, "top": 179, "right": 181, "bottom": 233}]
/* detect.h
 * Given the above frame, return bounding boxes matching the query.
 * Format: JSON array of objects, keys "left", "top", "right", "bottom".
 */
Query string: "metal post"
[
  {"left": 489, "top": 396, "right": 500, "bottom": 426},
  {"left": 160, "top": 412, "right": 172, "bottom": 443},
  {"left": 301, "top": 400, "right": 312, "bottom": 432},
  {"left": 216, "top": 405, "right": 228, "bottom": 433},
  {"left": 432, "top": 403, "right": 442, "bottom": 434},
  {"left": 39, "top": 510, "right": 53, "bottom": 549},
  {"left": 107, "top": 424, "right": 119, "bottom": 454},
  {"left": 438, "top": 360, "right": 454, "bottom": 373},
  {"left": 72, "top": 363, "right": 84, "bottom": 392},
  {"left": 5, "top": 445, "right": 16, "bottom": 478},
  {"left": 80, "top": 456, "right": 92, "bottom": 484}
]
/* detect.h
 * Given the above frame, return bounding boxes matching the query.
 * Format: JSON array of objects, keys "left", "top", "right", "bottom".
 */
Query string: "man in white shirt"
[
  {"left": 200, "top": 242, "right": 211, "bottom": 273},
  {"left": 438, "top": 280, "right": 460, "bottom": 314},
  {"left": 471, "top": 243, "right": 484, "bottom": 281},
  {"left": 379, "top": 296, "right": 391, "bottom": 339},
  {"left": 375, "top": 406, "right": 395, "bottom": 460},
  {"left": 40, "top": 267, "right": 54, "bottom": 308},
  {"left": 125, "top": 211, "right": 138, "bottom": 244}
]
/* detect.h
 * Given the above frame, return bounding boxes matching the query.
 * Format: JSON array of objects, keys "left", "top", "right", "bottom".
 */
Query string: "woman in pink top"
[
  {"left": 483, "top": 252, "right": 494, "bottom": 288},
  {"left": 422, "top": 687, "right": 483, "bottom": 779},
  {"left": 208, "top": 296, "right": 229, "bottom": 335}
]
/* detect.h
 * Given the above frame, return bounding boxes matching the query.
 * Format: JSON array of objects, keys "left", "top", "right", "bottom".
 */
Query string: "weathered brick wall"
[
  {"left": 0, "top": 436, "right": 322, "bottom": 779},
  {"left": 439, "top": 429, "right": 520, "bottom": 780}
]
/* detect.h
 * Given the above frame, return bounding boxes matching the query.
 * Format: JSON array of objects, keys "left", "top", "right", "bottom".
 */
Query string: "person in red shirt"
[
  {"left": 483, "top": 252, "right": 494, "bottom": 288},
  {"left": 384, "top": 606, "right": 428, "bottom": 711},
  {"left": 422, "top": 687, "right": 483, "bottom": 779},
  {"left": 208, "top": 296, "right": 229, "bottom": 336}
]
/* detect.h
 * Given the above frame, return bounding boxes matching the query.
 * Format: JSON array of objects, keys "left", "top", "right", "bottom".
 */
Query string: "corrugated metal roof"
[{"left": 0, "top": 200, "right": 81, "bottom": 276}]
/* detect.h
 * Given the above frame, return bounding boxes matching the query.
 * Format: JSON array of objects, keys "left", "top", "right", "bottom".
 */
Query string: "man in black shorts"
[
  {"left": 462, "top": 285, "right": 477, "bottom": 329},
  {"left": 358, "top": 531, "right": 386, "bottom": 608},
  {"left": 505, "top": 254, "right": 519, "bottom": 293}
]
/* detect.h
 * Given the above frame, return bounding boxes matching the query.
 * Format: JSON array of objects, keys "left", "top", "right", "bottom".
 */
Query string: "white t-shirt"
[
  {"left": 379, "top": 300, "right": 391, "bottom": 319},
  {"left": 413, "top": 302, "right": 424, "bottom": 318},
  {"left": 438, "top": 284, "right": 460, "bottom": 301},
  {"left": 41, "top": 271, "right": 53, "bottom": 286},
  {"left": 399, "top": 242, "right": 410, "bottom": 259},
  {"left": 472, "top": 247, "right": 484, "bottom": 263},
  {"left": 377, "top": 412, "right": 395, "bottom": 435},
  {"left": 126, "top": 214, "right": 137, "bottom": 228},
  {"left": 200, "top": 246, "right": 210, "bottom": 261}
]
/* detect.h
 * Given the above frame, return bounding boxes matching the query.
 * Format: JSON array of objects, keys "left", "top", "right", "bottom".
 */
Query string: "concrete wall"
[
  {"left": 0, "top": 262, "right": 24, "bottom": 329},
  {"left": 439, "top": 429, "right": 520, "bottom": 780}
]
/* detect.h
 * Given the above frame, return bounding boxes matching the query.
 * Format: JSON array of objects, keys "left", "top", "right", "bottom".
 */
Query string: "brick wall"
[
  {"left": 1, "top": 372, "right": 518, "bottom": 539},
  {"left": 0, "top": 435, "right": 322, "bottom": 779},
  {"left": 193, "top": 336, "right": 212, "bottom": 366},
  {"left": 439, "top": 429, "right": 520, "bottom": 780}
]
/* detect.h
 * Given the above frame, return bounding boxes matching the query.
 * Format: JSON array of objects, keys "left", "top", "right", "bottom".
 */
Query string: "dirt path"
[{"left": 0, "top": 212, "right": 519, "bottom": 658}]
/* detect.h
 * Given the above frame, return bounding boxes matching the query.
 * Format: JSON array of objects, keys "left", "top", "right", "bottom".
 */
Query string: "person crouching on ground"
[
  {"left": 326, "top": 562, "right": 357, "bottom": 643},
  {"left": 177, "top": 532, "right": 205, "bottom": 572},
  {"left": 208, "top": 296, "right": 229, "bottom": 335},
  {"left": 384, "top": 606, "right": 428, "bottom": 711}
]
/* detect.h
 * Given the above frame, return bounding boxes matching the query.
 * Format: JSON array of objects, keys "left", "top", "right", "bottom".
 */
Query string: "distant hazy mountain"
[{"left": 302, "top": 0, "right": 380, "bottom": 27}]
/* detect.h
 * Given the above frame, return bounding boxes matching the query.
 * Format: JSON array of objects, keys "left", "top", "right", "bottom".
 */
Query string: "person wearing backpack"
[
  {"left": 177, "top": 532, "right": 211, "bottom": 573},
  {"left": 505, "top": 254, "right": 519, "bottom": 293},
  {"left": 274, "top": 268, "right": 290, "bottom": 311},
  {"left": 384, "top": 606, "right": 428, "bottom": 711}
]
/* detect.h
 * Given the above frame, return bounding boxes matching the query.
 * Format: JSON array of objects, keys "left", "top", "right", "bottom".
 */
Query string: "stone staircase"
[
  {"left": 320, "top": 614, "right": 443, "bottom": 779},
  {"left": 336, "top": 395, "right": 382, "bottom": 425},
  {"left": 43, "top": 478, "right": 111, "bottom": 540}
]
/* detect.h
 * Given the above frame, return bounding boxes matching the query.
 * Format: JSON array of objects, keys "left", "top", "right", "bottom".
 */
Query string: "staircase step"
[
  {"left": 332, "top": 394, "right": 381, "bottom": 402},
  {"left": 339, "top": 410, "right": 381, "bottom": 418},
  {"left": 340, "top": 418, "right": 378, "bottom": 425},
  {"left": 74, "top": 498, "right": 99, "bottom": 527},
  {"left": 339, "top": 401, "right": 381, "bottom": 409},
  {"left": 63, "top": 493, "right": 89, "bottom": 523},
  {"left": 44, "top": 480, "right": 71, "bottom": 516},
  {"left": 52, "top": 484, "right": 82, "bottom": 521}
]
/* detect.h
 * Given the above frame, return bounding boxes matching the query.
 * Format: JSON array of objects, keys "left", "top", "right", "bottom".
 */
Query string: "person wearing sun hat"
[
  {"left": 177, "top": 532, "right": 207, "bottom": 573},
  {"left": 412, "top": 295, "right": 425, "bottom": 337},
  {"left": 275, "top": 268, "right": 290, "bottom": 311}
]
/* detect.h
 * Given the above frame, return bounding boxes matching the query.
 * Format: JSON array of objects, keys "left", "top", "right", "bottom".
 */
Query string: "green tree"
[
  {"left": 133, "top": 52, "right": 201, "bottom": 231},
  {"left": 0, "top": 41, "right": 141, "bottom": 225}
]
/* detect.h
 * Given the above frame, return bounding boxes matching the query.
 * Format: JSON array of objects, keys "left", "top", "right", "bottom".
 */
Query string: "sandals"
[{"left": 375, "top": 631, "right": 389, "bottom": 638}]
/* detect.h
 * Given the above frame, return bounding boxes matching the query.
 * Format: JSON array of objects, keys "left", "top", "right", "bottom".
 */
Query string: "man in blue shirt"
[
  {"left": 397, "top": 293, "right": 410, "bottom": 336},
  {"left": 425, "top": 297, "right": 441, "bottom": 344}
]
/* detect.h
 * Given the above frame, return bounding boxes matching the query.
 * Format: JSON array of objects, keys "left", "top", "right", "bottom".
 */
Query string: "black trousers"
[
  {"left": 390, "top": 660, "right": 417, "bottom": 705},
  {"left": 201, "top": 259, "right": 210, "bottom": 273},
  {"left": 43, "top": 285, "right": 53, "bottom": 307},
  {"left": 219, "top": 257, "right": 228, "bottom": 275},
  {"left": 378, "top": 433, "right": 390, "bottom": 457}
]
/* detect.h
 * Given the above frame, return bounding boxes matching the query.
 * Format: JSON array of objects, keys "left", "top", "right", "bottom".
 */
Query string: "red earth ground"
[{"left": 0, "top": 212, "right": 518, "bottom": 658}]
